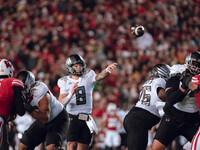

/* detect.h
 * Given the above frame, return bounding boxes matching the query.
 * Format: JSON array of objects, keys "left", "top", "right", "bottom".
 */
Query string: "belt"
[{"left": 68, "top": 113, "right": 89, "bottom": 121}]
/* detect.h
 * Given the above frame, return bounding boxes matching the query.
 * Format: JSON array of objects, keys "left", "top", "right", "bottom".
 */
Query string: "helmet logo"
[
  {"left": 0, "top": 59, "right": 14, "bottom": 77},
  {"left": 4, "top": 60, "right": 12, "bottom": 68}
]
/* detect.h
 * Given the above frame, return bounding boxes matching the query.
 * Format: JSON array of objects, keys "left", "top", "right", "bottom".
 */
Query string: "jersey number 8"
[{"left": 76, "top": 86, "right": 86, "bottom": 105}]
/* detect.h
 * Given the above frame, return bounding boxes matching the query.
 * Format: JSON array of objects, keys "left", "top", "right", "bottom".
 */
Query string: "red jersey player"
[
  {"left": 0, "top": 59, "right": 26, "bottom": 149},
  {"left": 188, "top": 75, "right": 200, "bottom": 150},
  {"left": 99, "top": 103, "right": 123, "bottom": 149}
]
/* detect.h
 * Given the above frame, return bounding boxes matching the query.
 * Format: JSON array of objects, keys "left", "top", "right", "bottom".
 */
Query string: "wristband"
[
  {"left": 106, "top": 67, "right": 110, "bottom": 73},
  {"left": 63, "top": 93, "right": 73, "bottom": 106}
]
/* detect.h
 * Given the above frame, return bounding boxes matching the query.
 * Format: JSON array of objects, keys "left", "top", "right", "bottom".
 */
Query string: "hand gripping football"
[{"left": 131, "top": 25, "right": 145, "bottom": 37}]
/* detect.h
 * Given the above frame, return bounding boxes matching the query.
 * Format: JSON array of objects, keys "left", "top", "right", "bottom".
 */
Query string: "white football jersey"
[
  {"left": 136, "top": 78, "right": 166, "bottom": 117},
  {"left": 170, "top": 64, "right": 187, "bottom": 77},
  {"left": 170, "top": 64, "right": 199, "bottom": 113},
  {"left": 174, "top": 87, "right": 199, "bottom": 113},
  {"left": 28, "top": 81, "right": 64, "bottom": 122},
  {"left": 57, "top": 70, "right": 96, "bottom": 115}
]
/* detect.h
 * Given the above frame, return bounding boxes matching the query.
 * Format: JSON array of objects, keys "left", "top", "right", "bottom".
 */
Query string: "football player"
[
  {"left": 151, "top": 51, "right": 200, "bottom": 150},
  {"left": 99, "top": 103, "right": 123, "bottom": 150},
  {"left": 16, "top": 70, "right": 68, "bottom": 150},
  {"left": 123, "top": 64, "right": 170, "bottom": 150},
  {"left": 57, "top": 54, "right": 117, "bottom": 150},
  {"left": 0, "top": 59, "right": 26, "bottom": 150},
  {"left": 185, "top": 74, "right": 200, "bottom": 150}
]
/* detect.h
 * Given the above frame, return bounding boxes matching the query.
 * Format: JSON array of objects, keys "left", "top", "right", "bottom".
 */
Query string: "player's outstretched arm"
[{"left": 95, "top": 63, "right": 117, "bottom": 82}]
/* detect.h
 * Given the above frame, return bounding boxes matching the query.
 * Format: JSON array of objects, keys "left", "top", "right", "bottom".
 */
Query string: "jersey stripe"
[
  {"left": 194, "top": 129, "right": 200, "bottom": 150},
  {"left": 12, "top": 79, "right": 24, "bottom": 88},
  {"left": 191, "top": 129, "right": 200, "bottom": 150}
]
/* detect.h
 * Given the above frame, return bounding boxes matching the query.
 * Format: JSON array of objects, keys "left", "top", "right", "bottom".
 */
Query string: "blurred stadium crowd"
[{"left": 0, "top": 0, "right": 200, "bottom": 149}]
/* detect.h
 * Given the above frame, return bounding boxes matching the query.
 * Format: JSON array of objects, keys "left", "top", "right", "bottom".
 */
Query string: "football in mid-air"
[{"left": 131, "top": 25, "right": 145, "bottom": 37}]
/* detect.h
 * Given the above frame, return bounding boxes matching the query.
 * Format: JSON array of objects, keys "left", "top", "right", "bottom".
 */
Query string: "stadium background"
[{"left": 0, "top": 0, "right": 200, "bottom": 149}]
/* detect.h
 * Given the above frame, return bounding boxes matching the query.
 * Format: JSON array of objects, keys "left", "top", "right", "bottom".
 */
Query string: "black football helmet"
[
  {"left": 185, "top": 51, "right": 200, "bottom": 75},
  {"left": 151, "top": 64, "right": 170, "bottom": 80},
  {"left": 65, "top": 54, "right": 86, "bottom": 76},
  {"left": 16, "top": 70, "right": 35, "bottom": 94}
]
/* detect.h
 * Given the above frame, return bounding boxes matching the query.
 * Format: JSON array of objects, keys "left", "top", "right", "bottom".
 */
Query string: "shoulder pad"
[
  {"left": 12, "top": 78, "right": 24, "bottom": 89},
  {"left": 170, "top": 64, "right": 186, "bottom": 77},
  {"left": 83, "top": 69, "right": 91, "bottom": 74},
  {"left": 58, "top": 76, "right": 71, "bottom": 84}
]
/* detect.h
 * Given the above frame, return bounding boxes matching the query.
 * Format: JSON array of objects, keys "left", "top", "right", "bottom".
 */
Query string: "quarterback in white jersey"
[
  {"left": 57, "top": 54, "right": 117, "bottom": 150},
  {"left": 123, "top": 64, "right": 170, "bottom": 150},
  {"left": 58, "top": 69, "right": 95, "bottom": 115},
  {"left": 16, "top": 70, "right": 68, "bottom": 150},
  {"left": 152, "top": 51, "right": 200, "bottom": 150}
]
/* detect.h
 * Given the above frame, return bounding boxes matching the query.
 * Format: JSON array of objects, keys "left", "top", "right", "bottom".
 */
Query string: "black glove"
[
  {"left": 7, "top": 113, "right": 16, "bottom": 122},
  {"left": 24, "top": 103, "right": 36, "bottom": 113},
  {"left": 21, "top": 93, "right": 28, "bottom": 103},
  {"left": 180, "top": 69, "right": 193, "bottom": 90}
]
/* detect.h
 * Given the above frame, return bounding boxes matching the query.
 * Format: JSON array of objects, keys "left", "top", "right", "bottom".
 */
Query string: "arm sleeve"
[
  {"left": 12, "top": 86, "right": 26, "bottom": 116},
  {"left": 165, "top": 76, "right": 187, "bottom": 105}
]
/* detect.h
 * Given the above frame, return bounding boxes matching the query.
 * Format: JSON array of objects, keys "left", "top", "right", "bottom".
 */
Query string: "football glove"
[
  {"left": 24, "top": 103, "right": 37, "bottom": 113},
  {"left": 7, "top": 113, "right": 16, "bottom": 122}
]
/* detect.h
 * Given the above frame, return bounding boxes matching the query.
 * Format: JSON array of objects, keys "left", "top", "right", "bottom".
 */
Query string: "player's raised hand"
[
  {"left": 106, "top": 63, "right": 118, "bottom": 74},
  {"left": 71, "top": 82, "right": 79, "bottom": 95}
]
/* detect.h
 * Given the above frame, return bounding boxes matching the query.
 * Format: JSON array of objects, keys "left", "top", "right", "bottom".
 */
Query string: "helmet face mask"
[
  {"left": 65, "top": 54, "right": 86, "bottom": 76},
  {"left": 185, "top": 52, "right": 200, "bottom": 75},
  {"left": 151, "top": 64, "right": 170, "bottom": 81},
  {"left": 0, "top": 59, "right": 14, "bottom": 77},
  {"left": 16, "top": 70, "right": 35, "bottom": 94}
]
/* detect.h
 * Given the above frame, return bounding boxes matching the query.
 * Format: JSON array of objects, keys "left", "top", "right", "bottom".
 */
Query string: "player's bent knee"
[
  {"left": 67, "top": 142, "right": 77, "bottom": 150},
  {"left": 151, "top": 140, "right": 166, "bottom": 150},
  {"left": 19, "top": 143, "right": 28, "bottom": 150}
]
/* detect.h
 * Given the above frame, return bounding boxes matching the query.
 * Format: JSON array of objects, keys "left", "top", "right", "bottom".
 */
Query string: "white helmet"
[
  {"left": 0, "top": 59, "right": 14, "bottom": 77},
  {"left": 107, "top": 103, "right": 117, "bottom": 115}
]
